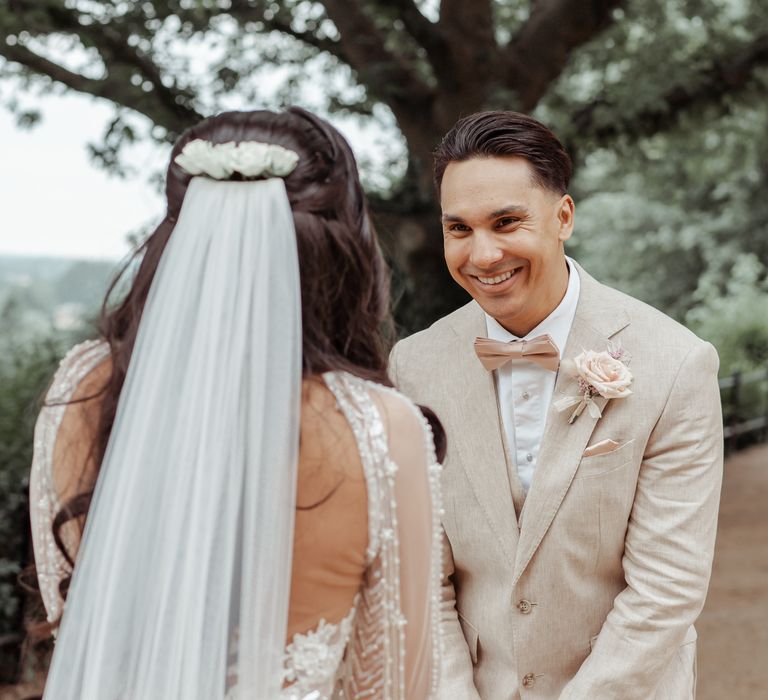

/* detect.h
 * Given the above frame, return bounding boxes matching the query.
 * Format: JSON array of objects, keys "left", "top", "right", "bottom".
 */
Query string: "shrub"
[{"left": 0, "top": 332, "right": 66, "bottom": 682}]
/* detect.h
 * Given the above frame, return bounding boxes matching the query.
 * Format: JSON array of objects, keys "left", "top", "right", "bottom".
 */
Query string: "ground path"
[{"left": 697, "top": 442, "right": 768, "bottom": 699}]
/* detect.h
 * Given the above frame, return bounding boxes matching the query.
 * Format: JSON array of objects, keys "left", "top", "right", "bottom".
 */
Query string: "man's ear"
[{"left": 557, "top": 194, "right": 575, "bottom": 242}]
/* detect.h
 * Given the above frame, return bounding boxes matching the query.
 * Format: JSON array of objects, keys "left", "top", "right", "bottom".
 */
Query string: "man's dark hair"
[{"left": 433, "top": 111, "right": 572, "bottom": 195}]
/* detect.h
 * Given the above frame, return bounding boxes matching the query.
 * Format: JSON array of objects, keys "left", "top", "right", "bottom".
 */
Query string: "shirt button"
[
  {"left": 526, "top": 453, "right": 534, "bottom": 463},
  {"left": 517, "top": 599, "right": 533, "bottom": 614},
  {"left": 522, "top": 391, "right": 530, "bottom": 400},
  {"left": 522, "top": 673, "right": 536, "bottom": 688}
]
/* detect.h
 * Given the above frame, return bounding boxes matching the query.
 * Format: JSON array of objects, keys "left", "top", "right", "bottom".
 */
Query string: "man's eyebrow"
[
  {"left": 489, "top": 205, "right": 530, "bottom": 219},
  {"left": 441, "top": 205, "right": 531, "bottom": 223}
]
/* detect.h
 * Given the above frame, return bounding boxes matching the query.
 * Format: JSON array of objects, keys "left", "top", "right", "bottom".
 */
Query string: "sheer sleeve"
[
  {"left": 29, "top": 340, "right": 110, "bottom": 628},
  {"left": 324, "top": 374, "right": 443, "bottom": 699},
  {"left": 378, "top": 390, "right": 444, "bottom": 698}
]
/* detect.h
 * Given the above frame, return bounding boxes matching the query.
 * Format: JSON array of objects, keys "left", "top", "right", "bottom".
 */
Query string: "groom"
[{"left": 390, "top": 111, "right": 723, "bottom": 699}]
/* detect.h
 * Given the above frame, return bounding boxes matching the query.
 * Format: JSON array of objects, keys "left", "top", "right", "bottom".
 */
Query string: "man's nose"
[{"left": 469, "top": 231, "right": 504, "bottom": 269}]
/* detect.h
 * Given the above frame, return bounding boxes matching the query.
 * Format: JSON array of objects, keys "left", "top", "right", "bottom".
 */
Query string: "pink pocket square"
[{"left": 582, "top": 439, "right": 621, "bottom": 458}]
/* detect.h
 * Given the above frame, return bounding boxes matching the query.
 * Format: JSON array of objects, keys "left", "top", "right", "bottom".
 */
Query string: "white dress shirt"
[{"left": 485, "top": 258, "right": 580, "bottom": 491}]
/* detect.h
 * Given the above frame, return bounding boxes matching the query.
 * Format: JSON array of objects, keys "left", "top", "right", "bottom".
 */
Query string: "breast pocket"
[{"left": 574, "top": 439, "right": 636, "bottom": 480}]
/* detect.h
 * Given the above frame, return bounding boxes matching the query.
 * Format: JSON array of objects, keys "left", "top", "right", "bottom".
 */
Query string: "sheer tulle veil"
[{"left": 43, "top": 176, "right": 302, "bottom": 698}]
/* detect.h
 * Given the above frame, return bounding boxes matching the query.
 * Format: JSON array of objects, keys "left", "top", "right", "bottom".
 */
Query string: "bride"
[{"left": 29, "top": 108, "right": 443, "bottom": 699}]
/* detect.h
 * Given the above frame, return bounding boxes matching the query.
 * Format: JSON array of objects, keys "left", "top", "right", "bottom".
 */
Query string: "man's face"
[{"left": 440, "top": 156, "right": 574, "bottom": 336}]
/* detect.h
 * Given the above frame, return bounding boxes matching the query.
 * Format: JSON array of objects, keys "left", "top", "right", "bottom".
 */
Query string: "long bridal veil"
[{"left": 43, "top": 177, "right": 302, "bottom": 699}]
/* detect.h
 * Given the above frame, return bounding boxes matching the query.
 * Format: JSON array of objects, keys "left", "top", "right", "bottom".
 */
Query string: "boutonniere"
[{"left": 554, "top": 343, "right": 633, "bottom": 424}]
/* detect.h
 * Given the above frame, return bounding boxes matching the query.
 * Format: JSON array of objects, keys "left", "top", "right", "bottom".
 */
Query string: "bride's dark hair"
[
  {"left": 111, "top": 107, "right": 393, "bottom": 383},
  {"left": 36, "top": 107, "right": 445, "bottom": 633}
]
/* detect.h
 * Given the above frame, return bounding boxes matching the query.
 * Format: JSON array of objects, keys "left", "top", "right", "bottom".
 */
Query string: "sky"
[
  {"left": 0, "top": 90, "right": 399, "bottom": 262},
  {"left": 0, "top": 18, "right": 412, "bottom": 263},
  {"left": 0, "top": 94, "right": 167, "bottom": 260}
]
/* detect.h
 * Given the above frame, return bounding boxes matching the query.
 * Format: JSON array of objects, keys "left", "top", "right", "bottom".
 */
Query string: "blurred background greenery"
[{"left": 1, "top": 0, "right": 767, "bottom": 686}]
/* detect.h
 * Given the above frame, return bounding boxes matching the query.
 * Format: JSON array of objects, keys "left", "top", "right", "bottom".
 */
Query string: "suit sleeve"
[
  {"left": 389, "top": 340, "right": 481, "bottom": 699},
  {"left": 388, "top": 341, "right": 401, "bottom": 387},
  {"left": 559, "top": 341, "right": 724, "bottom": 700},
  {"left": 436, "top": 532, "right": 482, "bottom": 699}
]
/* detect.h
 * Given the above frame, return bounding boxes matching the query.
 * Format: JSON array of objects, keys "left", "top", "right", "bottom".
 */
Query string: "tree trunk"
[{"left": 373, "top": 201, "right": 469, "bottom": 333}]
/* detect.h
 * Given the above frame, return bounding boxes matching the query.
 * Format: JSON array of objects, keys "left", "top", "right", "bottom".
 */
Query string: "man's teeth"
[{"left": 477, "top": 268, "right": 520, "bottom": 285}]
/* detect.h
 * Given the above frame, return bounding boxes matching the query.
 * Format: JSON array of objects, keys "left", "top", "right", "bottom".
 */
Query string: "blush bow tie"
[{"left": 474, "top": 334, "right": 560, "bottom": 372}]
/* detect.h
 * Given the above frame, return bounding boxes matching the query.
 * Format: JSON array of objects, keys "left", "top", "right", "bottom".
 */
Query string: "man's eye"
[
  {"left": 448, "top": 223, "right": 470, "bottom": 232},
  {"left": 496, "top": 217, "right": 520, "bottom": 228}
]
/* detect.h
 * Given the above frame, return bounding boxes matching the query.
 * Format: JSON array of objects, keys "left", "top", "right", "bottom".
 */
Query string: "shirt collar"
[{"left": 484, "top": 256, "right": 580, "bottom": 359}]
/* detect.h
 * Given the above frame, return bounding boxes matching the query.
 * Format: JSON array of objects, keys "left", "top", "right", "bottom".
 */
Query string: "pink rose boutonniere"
[{"left": 554, "top": 343, "right": 633, "bottom": 424}]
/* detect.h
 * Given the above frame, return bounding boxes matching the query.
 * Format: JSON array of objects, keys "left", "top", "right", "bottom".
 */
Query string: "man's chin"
[{"left": 476, "top": 296, "right": 525, "bottom": 326}]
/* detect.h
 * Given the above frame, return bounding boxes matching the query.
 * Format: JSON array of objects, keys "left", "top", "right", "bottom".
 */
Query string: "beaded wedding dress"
[{"left": 31, "top": 340, "right": 443, "bottom": 699}]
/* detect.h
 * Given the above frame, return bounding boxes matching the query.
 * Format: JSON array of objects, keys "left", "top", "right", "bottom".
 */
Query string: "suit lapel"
[
  {"left": 445, "top": 303, "right": 520, "bottom": 562},
  {"left": 512, "top": 267, "right": 630, "bottom": 586}
]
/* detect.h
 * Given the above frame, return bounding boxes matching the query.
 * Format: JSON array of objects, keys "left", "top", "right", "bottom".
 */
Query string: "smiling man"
[
  {"left": 389, "top": 112, "right": 724, "bottom": 699},
  {"left": 441, "top": 155, "right": 573, "bottom": 339}
]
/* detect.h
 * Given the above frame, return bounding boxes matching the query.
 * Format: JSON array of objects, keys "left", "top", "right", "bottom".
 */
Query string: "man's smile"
[{"left": 473, "top": 266, "right": 524, "bottom": 286}]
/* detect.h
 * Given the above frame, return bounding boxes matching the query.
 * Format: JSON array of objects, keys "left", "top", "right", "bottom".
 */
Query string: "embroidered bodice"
[{"left": 30, "top": 343, "right": 443, "bottom": 699}]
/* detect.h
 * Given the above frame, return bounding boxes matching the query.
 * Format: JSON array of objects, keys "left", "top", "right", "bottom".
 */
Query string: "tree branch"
[
  {"left": 0, "top": 41, "right": 202, "bottom": 134},
  {"left": 381, "top": 0, "right": 439, "bottom": 52},
  {"left": 439, "top": 0, "right": 495, "bottom": 47},
  {"left": 316, "top": 0, "right": 433, "bottom": 108},
  {"left": 263, "top": 17, "right": 349, "bottom": 62},
  {"left": 226, "top": 0, "right": 351, "bottom": 64},
  {"left": 571, "top": 33, "right": 768, "bottom": 147},
  {"left": 367, "top": 0, "right": 454, "bottom": 85},
  {"left": 0, "top": 42, "right": 104, "bottom": 95},
  {"left": 505, "top": 0, "right": 624, "bottom": 111},
  {"left": 1, "top": 0, "right": 202, "bottom": 134},
  {"left": 95, "top": 25, "right": 201, "bottom": 133},
  {"left": 438, "top": 0, "right": 497, "bottom": 86}
]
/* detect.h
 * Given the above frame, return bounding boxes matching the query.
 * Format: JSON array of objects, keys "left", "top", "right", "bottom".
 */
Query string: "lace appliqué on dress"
[
  {"left": 29, "top": 339, "right": 110, "bottom": 629},
  {"left": 280, "top": 600, "right": 358, "bottom": 700}
]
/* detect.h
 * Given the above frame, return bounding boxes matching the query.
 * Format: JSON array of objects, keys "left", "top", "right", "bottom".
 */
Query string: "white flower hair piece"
[{"left": 174, "top": 139, "right": 299, "bottom": 179}]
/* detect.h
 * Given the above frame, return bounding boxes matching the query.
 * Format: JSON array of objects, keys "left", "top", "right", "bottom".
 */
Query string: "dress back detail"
[
  {"left": 270, "top": 371, "right": 445, "bottom": 699},
  {"left": 31, "top": 351, "right": 443, "bottom": 699}
]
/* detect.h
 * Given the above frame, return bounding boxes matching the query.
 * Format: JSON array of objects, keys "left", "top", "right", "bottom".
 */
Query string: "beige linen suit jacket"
[{"left": 389, "top": 264, "right": 723, "bottom": 700}]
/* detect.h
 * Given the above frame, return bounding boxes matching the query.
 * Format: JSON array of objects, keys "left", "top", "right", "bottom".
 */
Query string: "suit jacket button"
[
  {"left": 522, "top": 673, "right": 536, "bottom": 688},
  {"left": 517, "top": 599, "right": 533, "bottom": 614}
]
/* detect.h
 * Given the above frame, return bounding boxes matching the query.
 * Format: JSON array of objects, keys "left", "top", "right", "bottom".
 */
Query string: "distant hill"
[{"left": 0, "top": 255, "right": 122, "bottom": 337}]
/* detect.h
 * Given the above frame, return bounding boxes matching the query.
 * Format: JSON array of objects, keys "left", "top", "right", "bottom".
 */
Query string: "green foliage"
[
  {"left": 567, "top": 94, "right": 768, "bottom": 338},
  {"left": 0, "top": 257, "right": 106, "bottom": 680},
  {"left": 689, "top": 255, "right": 768, "bottom": 447},
  {"left": 567, "top": 188, "right": 707, "bottom": 322},
  {"left": 687, "top": 254, "right": 768, "bottom": 375},
  {"left": 0, "top": 332, "right": 65, "bottom": 682}
]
